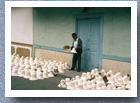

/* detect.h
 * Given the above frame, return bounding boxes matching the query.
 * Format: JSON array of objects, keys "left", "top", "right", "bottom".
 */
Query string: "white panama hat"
[
  {"left": 87, "top": 72, "right": 92, "bottom": 79},
  {"left": 108, "top": 77, "right": 115, "bottom": 84},
  {"left": 36, "top": 72, "right": 44, "bottom": 80},
  {"left": 25, "top": 67, "right": 30, "bottom": 71},
  {"left": 24, "top": 70, "right": 31, "bottom": 79},
  {"left": 67, "top": 82, "right": 76, "bottom": 90},
  {"left": 75, "top": 75, "right": 80, "bottom": 80},
  {"left": 83, "top": 82, "right": 90, "bottom": 90},
  {"left": 91, "top": 69, "right": 96, "bottom": 75},
  {"left": 107, "top": 85, "right": 112, "bottom": 90},
  {"left": 117, "top": 87, "right": 122, "bottom": 90},
  {"left": 70, "top": 48, "right": 77, "bottom": 54},
  {"left": 36, "top": 68, "right": 42, "bottom": 72},
  {"left": 121, "top": 86, "right": 126, "bottom": 90},
  {"left": 81, "top": 73, "right": 87, "bottom": 79},
  {"left": 78, "top": 79, "right": 83, "bottom": 85},
  {"left": 123, "top": 75, "right": 129, "bottom": 84},
  {"left": 65, "top": 78, "right": 71, "bottom": 85},
  {"left": 91, "top": 84, "right": 96, "bottom": 90},
  {"left": 64, "top": 63, "right": 69, "bottom": 69},
  {"left": 30, "top": 71, "right": 37, "bottom": 81},
  {"left": 76, "top": 85, "right": 83, "bottom": 90},
  {"left": 115, "top": 79, "right": 124, "bottom": 87},
  {"left": 11, "top": 68, "right": 18, "bottom": 76},
  {"left": 126, "top": 81, "right": 131, "bottom": 89},
  {"left": 48, "top": 72, "right": 54, "bottom": 77},
  {"left": 101, "top": 86, "right": 107, "bottom": 90},
  {"left": 18, "top": 70, "right": 25, "bottom": 77},
  {"left": 87, "top": 81, "right": 92, "bottom": 88},
  {"left": 58, "top": 66, "right": 64, "bottom": 73},
  {"left": 43, "top": 72, "right": 49, "bottom": 78}
]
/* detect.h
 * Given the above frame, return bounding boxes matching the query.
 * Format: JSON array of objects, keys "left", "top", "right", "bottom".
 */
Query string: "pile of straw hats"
[
  {"left": 58, "top": 68, "right": 131, "bottom": 90},
  {"left": 11, "top": 53, "right": 70, "bottom": 81}
]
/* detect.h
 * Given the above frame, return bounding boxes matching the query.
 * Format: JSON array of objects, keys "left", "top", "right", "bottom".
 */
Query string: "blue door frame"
[{"left": 74, "top": 13, "right": 104, "bottom": 71}]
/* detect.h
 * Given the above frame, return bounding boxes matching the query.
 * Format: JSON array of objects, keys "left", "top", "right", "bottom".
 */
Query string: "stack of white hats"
[
  {"left": 58, "top": 68, "right": 131, "bottom": 90},
  {"left": 11, "top": 53, "right": 70, "bottom": 81}
]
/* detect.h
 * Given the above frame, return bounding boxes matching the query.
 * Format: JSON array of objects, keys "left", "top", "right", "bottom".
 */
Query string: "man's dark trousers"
[{"left": 71, "top": 53, "right": 81, "bottom": 72}]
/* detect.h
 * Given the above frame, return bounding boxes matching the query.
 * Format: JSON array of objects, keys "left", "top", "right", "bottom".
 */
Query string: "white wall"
[{"left": 11, "top": 7, "right": 33, "bottom": 44}]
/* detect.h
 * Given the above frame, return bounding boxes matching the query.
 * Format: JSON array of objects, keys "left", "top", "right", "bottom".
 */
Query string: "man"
[{"left": 70, "top": 33, "right": 82, "bottom": 72}]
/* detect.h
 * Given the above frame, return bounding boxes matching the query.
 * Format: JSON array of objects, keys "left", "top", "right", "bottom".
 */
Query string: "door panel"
[{"left": 77, "top": 18, "right": 100, "bottom": 70}]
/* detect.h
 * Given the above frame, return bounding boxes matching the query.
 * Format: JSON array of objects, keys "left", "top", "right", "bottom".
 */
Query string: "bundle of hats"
[
  {"left": 58, "top": 68, "right": 131, "bottom": 90},
  {"left": 11, "top": 53, "right": 70, "bottom": 81}
]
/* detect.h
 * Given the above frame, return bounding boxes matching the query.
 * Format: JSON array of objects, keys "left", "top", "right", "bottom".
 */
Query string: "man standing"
[{"left": 70, "top": 33, "right": 82, "bottom": 72}]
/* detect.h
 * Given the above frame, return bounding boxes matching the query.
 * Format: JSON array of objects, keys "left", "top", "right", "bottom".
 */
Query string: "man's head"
[{"left": 72, "top": 33, "right": 77, "bottom": 40}]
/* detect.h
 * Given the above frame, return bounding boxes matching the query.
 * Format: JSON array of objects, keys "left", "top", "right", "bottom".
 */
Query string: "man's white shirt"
[{"left": 74, "top": 38, "right": 78, "bottom": 48}]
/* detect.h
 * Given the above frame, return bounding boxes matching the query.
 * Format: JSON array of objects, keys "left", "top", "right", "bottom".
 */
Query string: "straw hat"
[
  {"left": 126, "top": 81, "right": 131, "bottom": 89},
  {"left": 107, "top": 85, "right": 112, "bottom": 90},
  {"left": 75, "top": 75, "right": 80, "bottom": 80},
  {"left": 48, "top": 66, "right": 53, "bottom": 72},
  {"left": 87, "top": 81, "right": 92, "bottom": 89},
  {"left": 123, "top": 75, "right": 129, "bottom": 84},
  {"left": 96, "top": 76, "right": 105, "bottom": 85},
  {"left": 121, "top": 86, "right": 126, "bottom": 90},
  {"left": 14, "top": 59, "right": 19, "bottom": 66},
  {"left": 63, "top": 45, "right": 71, "bottom": 52},
  {"left": 24, "top": 70, "right": 31, "bottom": 79},
  {"left": 37, "top": 72, "right": 44, "bottom": 80},
  {"left": 91, "top": 69, "right": 96, "bottom": 75},
  {"left": 91, "top": 80, "right": 96, "bottom": 85},
  {"left": 81, "top": 73, "right": 87, "bottom": 79},
  {"left": 74, "top": 80, "right": 79, "bottom": 88},
  {"left": 83, "top": 82, "right": 91, "bottom": 90},
  {"left": 30, "top": 71, "right": 37, "bottom": 81},
  {"left": 96, "top": 86, "right": 102, "bottom": 90},
  {"left": 101, "top": 86, "right": 107, "bottom": 90},
  {"left": 18, "top": 70, "right": 25, "bottom": 77},
  {"left": 78, "top": 79, "right": 83, "bottom": 85},
  {"left": 94, "top": 68, "right": 99, "bottom": 73},
  {"left": 115, "top": 79, "right": 124, "bottom": 87},
  {"left": 87, "top": 72, "right": 92, "bottom": 79},
  {"left": 30, "top": 66, "right": 36, "bottom": 71},
  {"left": 117, "top": 87, "right": 122, "bottom": 90},
  {"left": 107, "top": 70, "right": 113, "bottom": 76},
  {"left": 67, "top": 82, "right": 76, "bottom": 90},
  {"left": 76, "top": 85, "right": 83, "bottom": 90},
  {"left": 65, "top": 78, "right": 71, "bottom": 86},
  {"left": 43, "top": 71, "right": 49, "bottom": 78},
  {"left": 19, "top": 62, "right": 25, "bottom": 68},
  {"left": 11, "top": 68, "right": 18, "bottom": 76},
  {"left": 91, "top": 84, "right": 96, "bottom": 90},
  {"left": 58, "top": 66, "right": 64, "bottom": 73},
  {"left": 36, "top": 68, "right": 42, "bottom": 73},
  {"left": 48, "top": 72, "right": 54, "bottom": 77},
  {"left": 108, "top": 77, "right": 115, "bottom": 84},
  {"left": 64, "top": 63, "right": 69, "bottom": 69},
  {"left": 70, "top": 48, "right": 77, "bottom": 54}
]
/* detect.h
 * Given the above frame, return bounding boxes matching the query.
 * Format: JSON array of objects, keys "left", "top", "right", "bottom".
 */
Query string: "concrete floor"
[
  {"left": 11, "top": 69, "right": 89, "bottom": 90},
  {"left": 11, "top": 74, "right": 67, "bottom": 90}
]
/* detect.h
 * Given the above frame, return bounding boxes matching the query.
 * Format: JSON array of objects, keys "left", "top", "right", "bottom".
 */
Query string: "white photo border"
[{"left": 5, "top": 1, "right": 137, "bottom": 97}]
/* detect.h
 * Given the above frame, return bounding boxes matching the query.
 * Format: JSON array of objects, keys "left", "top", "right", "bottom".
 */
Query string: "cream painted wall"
[{"left": 11, "top": 7, "right": 33, "bottom": 44}]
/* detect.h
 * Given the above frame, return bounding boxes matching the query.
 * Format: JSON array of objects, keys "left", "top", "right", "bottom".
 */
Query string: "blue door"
[{"left": 77, "top": 18, "right": 101, "bottom": 70}]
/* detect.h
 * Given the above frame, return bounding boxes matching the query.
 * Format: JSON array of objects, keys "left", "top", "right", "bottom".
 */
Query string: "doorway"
[{"left": 75, "top": 14, "right": 103, "bottom": 70}]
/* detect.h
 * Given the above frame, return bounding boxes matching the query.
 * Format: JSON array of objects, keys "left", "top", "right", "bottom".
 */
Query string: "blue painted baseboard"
[
  {"left": 33, "top": 44, "right": 72, "bottom": 58},
  {"left": 102, "top": 55, "right": 131, "bottom": 62}
]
